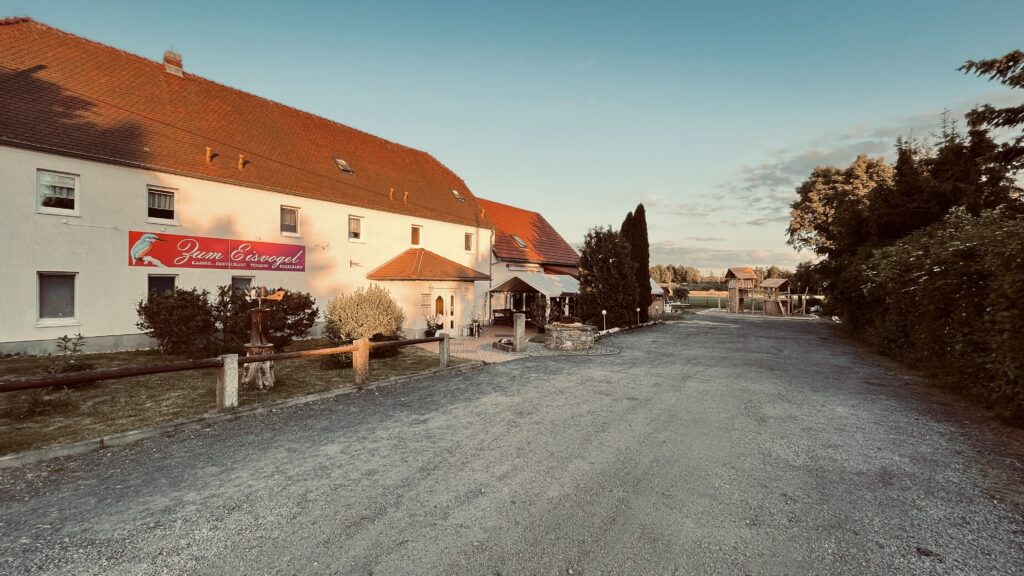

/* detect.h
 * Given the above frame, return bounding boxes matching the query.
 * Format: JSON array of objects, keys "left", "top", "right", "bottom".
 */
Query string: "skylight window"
[
  {"left": 334, "top": 158, "right": 354, "bottom": 174},
  {"left": 512, "top": 235, "right": 528, "bottom": 249},
  {"left": 450, "top": 189, "right": 465, "bottom": 202}
]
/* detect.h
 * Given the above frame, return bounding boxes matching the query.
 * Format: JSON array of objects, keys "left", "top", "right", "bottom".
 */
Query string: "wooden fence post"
[
  {"left": 439, "top": 333, "right": 450, "bottom": 370},
  {"left": 353, "top": 337, "right": 371, "bottom": 389},
  {"left": 217, "top": 354, "right": 239, "bottom": 410}
]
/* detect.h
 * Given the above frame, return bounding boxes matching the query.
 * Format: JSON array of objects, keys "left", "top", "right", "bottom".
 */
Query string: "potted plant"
[
  {"left": 529, "top": 297, "right": 548, "bottom": 334},
  {"left": 423, "top": 314, "right": 443, "bottom": 337},
  {"left": 470, "top": 308, "right": 483, "bottom": 337}
]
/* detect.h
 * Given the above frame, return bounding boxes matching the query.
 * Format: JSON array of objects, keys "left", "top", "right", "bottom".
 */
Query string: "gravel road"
[{"left": 2, "top": 314, "right": 1023, "bottom": 575}]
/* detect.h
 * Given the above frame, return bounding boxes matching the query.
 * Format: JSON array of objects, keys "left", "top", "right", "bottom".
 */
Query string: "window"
[
  {"left": 411, "top": 225, "right": 421, "bottom": 246},
  {"left": 451, "top": 189, "right": 465, "bottom": 202},
  {"left": 334, "top": 158, "right": 354, "bottom": 174},
  {"left": 37, "top": 170, "right": 79, "bottom": 215},
  {"left": 231, "top": 276, "right": 253, "bottom": 292},
  {"left": 38, "top": 273, "right": 76, "bottom": 321},
  {"left": 464, "top": 232, "right": 473, "bottom": 252},
  {"left": 280, "top": 206, "right": 299, "bottom": 235},
  {"left": 512, "top": 234, "right": 528, "bottom": 249},
  {"left": 147, "top": 275, "right": 176, "bottom": 295},
  {"left": 147, "top": 187, "right": 176, "bottom": 222},
  {"left": 349, "top": 216, "right": 363, "bottom": 241}
]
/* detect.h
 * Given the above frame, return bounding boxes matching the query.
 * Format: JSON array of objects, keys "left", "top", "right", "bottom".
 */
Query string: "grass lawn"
[{"left": 0, "top": 338, "right": 466, "bottom": 455}]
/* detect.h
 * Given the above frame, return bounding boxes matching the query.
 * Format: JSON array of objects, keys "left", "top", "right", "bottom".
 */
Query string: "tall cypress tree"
[{"left": 631, "top": 204, "right": 651, "bottom": 322}]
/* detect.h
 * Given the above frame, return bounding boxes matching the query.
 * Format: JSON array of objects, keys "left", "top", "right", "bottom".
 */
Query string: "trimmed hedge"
[{"left": 856, "top": 208, "right": 1024, "bottom": 419}]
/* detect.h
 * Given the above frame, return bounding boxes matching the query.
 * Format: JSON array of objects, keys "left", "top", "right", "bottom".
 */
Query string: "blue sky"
[{"left": 4, "top": 0, "right": 1023, "bottom": 271}]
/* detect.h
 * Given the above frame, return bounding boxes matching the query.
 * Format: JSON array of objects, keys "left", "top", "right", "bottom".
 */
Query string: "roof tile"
[
  {"left": 0, "top": 18, "right": 484, "bottom": 227},
  {"left": 477, "top": 198, "right": 578, "bottom": 266},
  {"left": 367, "top": 248, "right": 489, "bottom": 281}
]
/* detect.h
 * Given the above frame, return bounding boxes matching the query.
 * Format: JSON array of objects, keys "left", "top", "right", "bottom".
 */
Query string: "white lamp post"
[
  {"left": 601, "top": 309, "right": 607, "bottom": 331},
  {"left": 636, "top": 307, "right": 640, "bottom": 325}
]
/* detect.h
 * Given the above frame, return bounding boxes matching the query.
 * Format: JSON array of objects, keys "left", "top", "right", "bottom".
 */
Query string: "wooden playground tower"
[{"left": 725, "top": 267, "right": 807, "bottom": 317}]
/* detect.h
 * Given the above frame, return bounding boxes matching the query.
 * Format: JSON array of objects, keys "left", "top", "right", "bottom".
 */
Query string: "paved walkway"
[{"left": 2, "top": 316, "right": 1022, "bottom": 575}]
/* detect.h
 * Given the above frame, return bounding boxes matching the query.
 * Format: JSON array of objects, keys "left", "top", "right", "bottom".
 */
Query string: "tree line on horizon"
[{"left": 786, "top": 50, "right": 1024, "bottom": 420}]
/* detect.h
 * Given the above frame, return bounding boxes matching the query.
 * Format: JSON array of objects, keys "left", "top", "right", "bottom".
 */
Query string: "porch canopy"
[{"left": 489, "top": 271, "right": 580, "bottom": 298}]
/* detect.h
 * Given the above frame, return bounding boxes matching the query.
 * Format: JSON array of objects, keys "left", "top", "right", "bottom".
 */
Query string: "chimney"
[{"left": 163, "top": 50, "right": 183, "bottom": 77}]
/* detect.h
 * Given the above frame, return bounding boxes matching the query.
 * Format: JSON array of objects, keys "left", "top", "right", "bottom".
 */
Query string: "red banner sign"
[{"left": 128, "top": 231, "right": 305, "bottom": 271}]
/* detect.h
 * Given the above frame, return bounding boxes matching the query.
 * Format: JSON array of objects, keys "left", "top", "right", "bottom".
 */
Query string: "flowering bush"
[{"left": 324, "top": 285, "right": 406, "bottom": 344}]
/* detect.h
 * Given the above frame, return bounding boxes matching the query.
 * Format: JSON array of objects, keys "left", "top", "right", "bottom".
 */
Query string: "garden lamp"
[{"left": 602, "top": 309, "right": 607, "bottom": 331}]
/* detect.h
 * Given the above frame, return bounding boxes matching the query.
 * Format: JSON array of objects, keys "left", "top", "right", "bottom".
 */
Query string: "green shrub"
[
  {"left": 136, "top": 288, "right": 217, "bottom": 356},
  {"left": 214, "top": 286, "right": 319, "bottom": 352},
  {"left": 860, "top": 208, "right": 1024, "bottom": 419},
  {"left": 324, "top": 285, "right": 406, "bottom": 344}
]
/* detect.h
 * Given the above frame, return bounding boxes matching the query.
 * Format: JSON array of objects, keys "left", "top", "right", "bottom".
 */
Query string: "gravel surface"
[{"left": 1, "top": 315, "right": 1022, "bottom": 575}]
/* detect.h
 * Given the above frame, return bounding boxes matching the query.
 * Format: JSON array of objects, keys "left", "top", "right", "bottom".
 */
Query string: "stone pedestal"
[
  {"left": 242, "top": 343, "right": 275, "bottom": 389},
  {"left": 513, "top": 313, "right": 526, "bottom": 352},
  {"left": 546, "top": 323, "right": 596, "bottom": 351}
]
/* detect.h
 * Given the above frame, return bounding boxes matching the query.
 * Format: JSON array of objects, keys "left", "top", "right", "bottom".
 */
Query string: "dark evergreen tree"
[
  {"left": 578, "top": 226, "right": 636, "bottom": 328},
  {"left": 630, "top": 204, "right": 651, "bottom": 322},
  {"left": 960, "top": 51, "right": 1024, "bottom": 172}
]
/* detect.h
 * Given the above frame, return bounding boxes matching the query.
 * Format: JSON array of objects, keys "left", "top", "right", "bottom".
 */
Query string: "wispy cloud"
[
  {"left": 719, "top": 91, "right": 1023, "bottom": 226},
  {"left": 649, "top": 240, "right": 805, "bottom": 272}
]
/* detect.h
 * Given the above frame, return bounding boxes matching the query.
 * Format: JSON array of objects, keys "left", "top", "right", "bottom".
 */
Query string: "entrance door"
[{"left": 432, "top": 289, "right": 457, "bottom": 332}]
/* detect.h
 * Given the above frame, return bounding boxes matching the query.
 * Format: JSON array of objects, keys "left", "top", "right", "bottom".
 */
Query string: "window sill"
[
  {"left": 349, "top": 237, "right": 366, "bottom": 244},
  {"left": 36, "top": 209, "right": 80, "bottom": 217},
  {"left": 146, "top": 217, "right": 179, "bottom": 226},
  {"left": 280, "top": 231, "right": 301, "bottom": 238},
  {"left": 35, "top": 318, "right": 81, "bottom": 328}
]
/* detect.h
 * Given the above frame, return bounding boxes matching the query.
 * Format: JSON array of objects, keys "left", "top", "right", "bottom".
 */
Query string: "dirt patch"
[{"left": 0, "top": 339, "right": 465, "bottom": 455}]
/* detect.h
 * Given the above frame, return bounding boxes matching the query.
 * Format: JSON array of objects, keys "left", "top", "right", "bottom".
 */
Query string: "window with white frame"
[
  {"left": 280, "top": 206, "right": 299, "bottom": 235},
  {"left": 464, "top": 232, "right": 473, "bottom": 252},
  {"left": 147, "top": 275, "right": 176, "bottom": 295},
  {"left": 38, "top": 272, "right": 76, "bottom": 320},
  {"left": 147, "top": 187, "right": 176, "bottom": 222},
  {"left": 37, "top": 170, "right": 79, "bottom": 215},
  {"left": 411, "top": 225, "right": 422, "bottom": 246},
  {"left": 349, "top": 215, "right": 363, "bottom": 240},
  {"left": 231, "top": 276, "right": 254, "bottom": 292}
]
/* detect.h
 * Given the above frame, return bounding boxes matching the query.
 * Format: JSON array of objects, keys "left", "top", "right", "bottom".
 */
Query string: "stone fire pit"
[{"left": 545, "top": 322, "right": 597, "bottom": 351}]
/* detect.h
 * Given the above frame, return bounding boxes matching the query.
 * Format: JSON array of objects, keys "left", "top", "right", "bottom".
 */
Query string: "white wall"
[{"left": 0, "top": 145, "right": 491, "bottom": 350}]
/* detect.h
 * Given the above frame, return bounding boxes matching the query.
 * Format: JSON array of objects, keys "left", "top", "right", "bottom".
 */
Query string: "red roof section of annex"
[
  {"left": 0, "top": 17, "right": 485, "bottom": 228},
  {"left": 366, "top": 249, "right": 489, "bottom": 282},
  {"left": 476, "top": 198, "right": 579, "bottom": 267}
]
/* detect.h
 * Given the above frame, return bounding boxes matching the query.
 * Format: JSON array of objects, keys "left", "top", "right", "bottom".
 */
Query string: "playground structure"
[{"left": 725, "top": 267, "right": 808, "bottom": 317}]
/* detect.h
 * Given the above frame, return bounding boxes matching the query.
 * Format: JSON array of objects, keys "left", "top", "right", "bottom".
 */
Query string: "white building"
[{"left": 0, "top": 18, "right": 493, "bottom": 354}]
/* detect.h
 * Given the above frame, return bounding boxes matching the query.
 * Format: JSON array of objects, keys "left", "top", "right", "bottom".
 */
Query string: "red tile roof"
[
  {"left": 476, "top": 198, "right": 579, "bottom": 266},
  {"left": 367, "top": 248, "right": 489, "bottom": 282},
  {"left": 0, "top": 17, "right": 485, "bottom": 227},
  {"left": 543, "top": 265, "right": 579, "bottom": 278}
]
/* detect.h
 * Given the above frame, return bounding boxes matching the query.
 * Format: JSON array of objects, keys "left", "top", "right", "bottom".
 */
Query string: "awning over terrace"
[{"left": 489, "top": 272, "right": 580, "bottom": 298}]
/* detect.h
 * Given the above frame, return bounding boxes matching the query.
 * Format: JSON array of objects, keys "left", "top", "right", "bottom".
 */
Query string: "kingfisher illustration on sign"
[{"left": 128, "top": 231, "right": 305, "bottom": 271}]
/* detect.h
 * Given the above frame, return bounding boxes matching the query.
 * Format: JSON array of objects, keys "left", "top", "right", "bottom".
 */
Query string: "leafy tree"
[
  {"left": 787, "top": 155, "right": 893, "bottom": 258},
  {"left": 578, "top": 226, "right": 636, "bottom": 328}
]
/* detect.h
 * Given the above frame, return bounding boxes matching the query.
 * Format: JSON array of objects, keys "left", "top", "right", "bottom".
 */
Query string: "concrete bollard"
[
  {"left": 439, "top": 332, "right": 450, "bottom": 370},
  {"left": 353, "top": 337, "right": 371, "bottom": 389},
  {"left": 513, "top": 312, "right": 526, "bottom": 352},
  {"left": 217, "top": 354, "right": 239, "bottom": 410}
]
